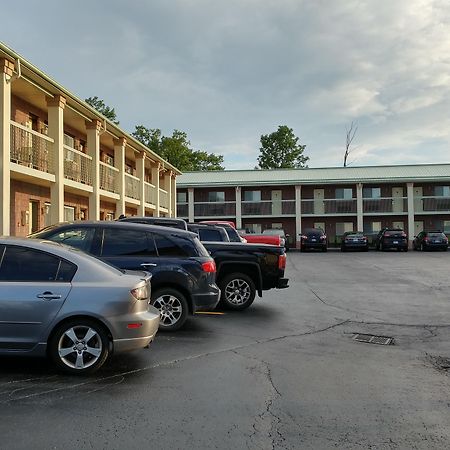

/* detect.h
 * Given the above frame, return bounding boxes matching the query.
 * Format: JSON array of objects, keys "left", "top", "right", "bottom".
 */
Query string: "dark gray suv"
[{"left": 31, "top": 221, "right": 220, "bottom": 331}]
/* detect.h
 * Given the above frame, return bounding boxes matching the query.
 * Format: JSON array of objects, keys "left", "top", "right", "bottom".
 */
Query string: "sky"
[{"left": 3, "top": 0, "right": 450, "bottom": 170}]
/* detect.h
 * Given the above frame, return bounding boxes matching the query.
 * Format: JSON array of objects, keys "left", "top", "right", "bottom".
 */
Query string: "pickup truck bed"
[{"left": 202, "top": 241, "right": 289, "bottom": 310}]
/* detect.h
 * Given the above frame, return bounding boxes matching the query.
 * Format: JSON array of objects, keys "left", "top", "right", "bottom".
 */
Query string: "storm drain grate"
[{"left": 352, "top": 333, "right": 394, "bottom": 345}]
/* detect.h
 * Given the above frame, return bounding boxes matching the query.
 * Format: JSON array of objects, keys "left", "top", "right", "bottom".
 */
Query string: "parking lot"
[{"left": 2, "top": 250, "right": 450, "bottom": 449}]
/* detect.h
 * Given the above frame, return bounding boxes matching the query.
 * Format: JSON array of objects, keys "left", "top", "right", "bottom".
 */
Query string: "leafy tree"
[
  {"left": 131, "top": 125, "right": 224, "bottom": 171},
  {"left": 257, "top": 125, "right": 309, "bottom": 169},
  {"left": 85, "top": 96, "right": 119, "bottom": 125}
]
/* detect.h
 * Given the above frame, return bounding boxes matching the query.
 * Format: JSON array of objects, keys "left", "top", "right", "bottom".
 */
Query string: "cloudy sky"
[{"left": 3, "top": 0, "right": 450, "bottom": 169}]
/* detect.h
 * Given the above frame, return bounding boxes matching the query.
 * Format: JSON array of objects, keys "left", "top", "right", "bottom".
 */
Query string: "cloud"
[{"left": 2, "top": 0, "right": 450, "bottom": 169}]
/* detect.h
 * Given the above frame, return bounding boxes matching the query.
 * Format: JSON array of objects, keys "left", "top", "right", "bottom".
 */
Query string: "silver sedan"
[{"left": 0, "top": 238, "right": 160, "bottom": 374}]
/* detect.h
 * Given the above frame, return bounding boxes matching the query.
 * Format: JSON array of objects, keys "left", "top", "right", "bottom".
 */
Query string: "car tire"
[
  {"left": 322, "top": 247, "right": 327, "bottom": 252},
  {"left": 151, "top": 288, "right": 188, "bottom": 332},
  {"left": 420, "top": 243, "right": 424, "bottom": 252},
  {"left": 404, "top": 247, "right": 408, "bottom": 252},
  {"left": 49, "top": 319, "right": 110, "bottom": 375},
  {"left": 341, "top": 246, "right": 346, "bottom": 252},
  {"left": 219, "top": 272, "right": 256, "bottom": 311}
]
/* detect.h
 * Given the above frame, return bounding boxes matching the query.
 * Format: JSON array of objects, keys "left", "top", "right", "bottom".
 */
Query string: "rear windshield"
[
  {"left": 428, "top": 232, "right": 445, "bottom": 238},
  {"left": 198, "top": 229, "right": 224, "bottom": 241},
  {"left": 305, "top": 229, "right": 324, "bottom": 236},
  {"left": 225, "top": 228, "right": 242, "bottom": 242},
  {"left": 384, "top": 230, "right": 404, "bottom": 237}
]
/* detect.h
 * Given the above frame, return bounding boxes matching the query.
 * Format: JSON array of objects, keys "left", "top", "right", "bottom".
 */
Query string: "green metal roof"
[{"left": 178, "top": 164, "right": 450, "bottom": 187}]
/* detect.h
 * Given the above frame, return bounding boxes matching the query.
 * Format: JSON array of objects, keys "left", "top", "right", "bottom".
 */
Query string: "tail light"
[
  {"left": 131, "top": 284, "right": 149, "bottom": 300},
  {"left": 362, "top": 236, "right": 368, "bottom": 241},
  {"left": 401, "top": 232, "right": 407, "bottom": 238},
  {"left": 278, "top": 254, "right": 286, "bottom": 270},
  {"left": 202, "top": 260, "right": 216, "bottom": 273},
  {"left": 301, "top": 235, "right": 308, "bottom": 240},
  {"left": 320, "top": 235, "right": 327, "bottom": 240}
]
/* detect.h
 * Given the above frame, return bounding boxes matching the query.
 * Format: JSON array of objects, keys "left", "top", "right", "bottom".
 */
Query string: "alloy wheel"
[
  {"left": 225, "top": 278, "right": 251, "bottom": 306},
  {"left": 153, "top": 294, "right": 183, "bottom": 326}
]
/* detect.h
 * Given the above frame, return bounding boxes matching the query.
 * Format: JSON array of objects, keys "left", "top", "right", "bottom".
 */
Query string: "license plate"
[
  {"left": 311, "top": 239, "right": 316, "bottom": 242},
  {"left": 393, "top": 240, "right": 398, "bottom": 244}
]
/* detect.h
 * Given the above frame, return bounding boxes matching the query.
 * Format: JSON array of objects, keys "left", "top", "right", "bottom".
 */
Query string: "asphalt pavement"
[{"left": 2, "top": 250, "right": 450, "bottom": 449}]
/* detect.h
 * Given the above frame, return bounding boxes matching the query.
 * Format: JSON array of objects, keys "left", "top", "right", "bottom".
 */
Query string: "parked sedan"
[
  {"left": 341, "top": 231, "right": 369, "bottom": 252},
  {"left": 413, "top": 231, "right": 448, "bottom": 251},
  {"left": 300, "top": 228, "right": 327, "bottom": 252},
  {"left": 375, "top": 228, "right": 408, "bottom": 251},
  {"left": 31, "top": 221, "right": 220, "bottom": 332},
  {"left": 0, "top": 238, "right": 159, "bottom": 374}
]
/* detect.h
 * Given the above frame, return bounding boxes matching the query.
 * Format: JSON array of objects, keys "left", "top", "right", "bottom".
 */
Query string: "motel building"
[
  {"left": 0, "top": 43, "right": 179, "bottom": 237},
  {"left": 176, "top": 165, "right": 450, "bottom": 248}
]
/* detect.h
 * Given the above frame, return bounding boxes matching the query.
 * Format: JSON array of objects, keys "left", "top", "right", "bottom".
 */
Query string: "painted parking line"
[{"left": 195, "top": 311, "right": 225, "bottom": 315}]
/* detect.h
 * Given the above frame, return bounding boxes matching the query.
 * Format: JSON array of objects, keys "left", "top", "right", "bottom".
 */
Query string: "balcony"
[
  {"left": 144, "top": 181, "right": 156, "bottom": 205},
  {"left": 63, "top": 145, "right": 93, "bottom": 185},
  {"left": 160, "top": 188, "right": 169, "bottom": 209},
  {"left": 363, "top": 197, "right": 407, "bottom": 214},
  {"left": 99, "top": 161, "right": 119, "bottom": 193},
  {"left": 301, "top": 199, "right": 357, "bottom": 215},
  {"left": 125, "top": 173, "right": 140, "bottom": 200},
  {"left": 241, "top": 200, "right": 296, "bottom": 216},
  {"left": 419, "top": 196, "right": 450, "bottom": 213},
  {"left": 194, "top": 202, "right": 236, "bottom": 217},
  {"left": 10, "top": 121, "right": 54, "bottom": 174},
  {"left": 177, "top": 203, "right": 188, "bottom": 217}
]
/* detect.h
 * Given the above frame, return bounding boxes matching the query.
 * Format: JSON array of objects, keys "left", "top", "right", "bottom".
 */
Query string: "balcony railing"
[
  {"left": 419, "top": 196, "right": 450, "bottom": 212},
  {"left": 10, "top": 121, "right": 54, "bottom": 174},
  {"left": 301, "top": 199, "right": 357, "bottom": 215},
  {"left": 160, "top": 188, "right": 169, "bottom": 209},
  {"left": 144, "top": 181, "right": 156, "bottom": 205},
  {"left": 241, "top": 200, "right": 296, "bottom": 216},
  {"left": 363, "top": 197, "right": 407, "bottom": 213},
  {"left": 99, "top": 161, "right": 119, "bottom": 193},
  {"left": 194, "top": 202, "right": 236, "bottom": 217},
  {"left": 177, "top": 203, "right": 188, "bottom": 217},
  {"left": 63, "top": 145, "right": 93, "bottom": 185},
  {"left": 125, "top": 173, "right": 140, "bottom": 200}
]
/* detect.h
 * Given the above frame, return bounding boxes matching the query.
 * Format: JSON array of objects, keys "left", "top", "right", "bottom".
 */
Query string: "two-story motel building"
[
  {"left": 0, "top": 43, "right": 179, "bottom": 237},
  {"left": 176, "top": 165, "right": 450, "bottom": 248}
]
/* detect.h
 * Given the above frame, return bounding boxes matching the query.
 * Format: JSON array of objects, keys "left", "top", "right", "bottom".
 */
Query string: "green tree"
[
  {"left": 131, "top": 125, "right": 224, "bottom": 171},
  {"left": 257, "top": 125, "right": 309, "bottom": 169},
  {"left": 85, "top": 96, "right": 119, "bottom": 125}
]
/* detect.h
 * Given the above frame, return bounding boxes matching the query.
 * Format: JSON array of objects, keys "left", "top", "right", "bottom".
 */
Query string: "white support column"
[
  {"left": 295, "top": 185, "right": 302, "bottom": 249},
  {"left": 47, "top": 95, "right": 66, "bottom": 225},
  {"left": 151, "top": 162, "right": 160, "bottom": 217},
  {"left": 407, "top": 182, "right": 415, "bottom": 247},
  {"left": 356, "top": 183, "right": 363, "bottom": 231},
  {"left": 164, "top": 170, "right": 173, "bottom": 216},
  {"left": 136, "top": 151, "right": 146, "bottom": 216},
  {"left": 235, "top": 186, "right": 242, "bottom": 229},
  {"left": 188, "top": 188, "right": 194, "bottom": 222},
  {"left": 0, "top": 59, "right": 14, "bottom": 235},
  {"left": 86, "top": 119, "right": 101, "bottom": 220},
  {"left": 171, "top": 175, "right": 177, "bottom": 217},
  {"left": 114, "top": 137, "right": 126, "bottom": 217}
]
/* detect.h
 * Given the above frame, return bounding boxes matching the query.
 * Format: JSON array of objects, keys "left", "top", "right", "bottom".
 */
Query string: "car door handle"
[
  {"left": 141, "top": 263, "right": 157, "bottom": 268},
  {"left": 37, "top": 292, "right": 62, "bottom": 300}
]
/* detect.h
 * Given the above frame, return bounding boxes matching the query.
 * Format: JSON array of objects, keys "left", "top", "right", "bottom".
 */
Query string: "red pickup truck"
[{"left": 243, "top": 234, "right": 282, "bottom": 246}]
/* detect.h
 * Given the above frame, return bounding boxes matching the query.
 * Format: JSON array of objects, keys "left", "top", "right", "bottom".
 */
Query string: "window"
[
  {"left": 434, "top": 186, "right": 450, "bottom": 197},
  {"left": 49, "top": 228, "right": 95, "bottom": 252},
  {"left": 0, "top": 246, "right": 75, "bottom": 282},
  {"left": 335, "top": 188, "right": 353, "bottom": 199},
  {"left": 153, "top": 233, "right": 192, "bottom": 257},
  {"left": 104, "top": 154, "right": 114, "bottom": 166},
  {"left": 101, "top": 229, "right": 155, "bottom": 256},
  {"left": 104, "top": 213, "right": 114, "bottom": 221},
  {"left": 336, "top": 222, "right": 354, "bottom": 235},
  {"left": 244, "top": 223, "right": 262, "bottom": 234},
  {"left": 363, "top": 188, "right": 381, "bottom": 198},
  {"left": 443, "top": 221, "right": 450, "bottom": 233},
  {"left": 243, "top": 191, "right": 261, "bottom": 202},
  {"left": 177, "top": 192, "right": 187, "bottom": 203},
  {"left": 63, "top": 133, "right": 75, "bottom": 148},
  {"left": 64, "top": 206, "right": 75, "bottom": 222},
  {"left": 208, "top": 191, "right": 225, "bottom": 202},
  {"left": 364, "top": 221, "right": 382, "bottom": 233}
]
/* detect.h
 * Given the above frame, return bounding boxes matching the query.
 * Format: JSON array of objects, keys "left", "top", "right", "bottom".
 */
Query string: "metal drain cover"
[{"left": 352, "top": 333, "right": 394, "bottom": 345}]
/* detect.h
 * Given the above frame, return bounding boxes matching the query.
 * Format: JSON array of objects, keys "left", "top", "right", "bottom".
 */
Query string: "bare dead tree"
[{"left": 344, "top": 121, "right": 358, "bottom": 167}]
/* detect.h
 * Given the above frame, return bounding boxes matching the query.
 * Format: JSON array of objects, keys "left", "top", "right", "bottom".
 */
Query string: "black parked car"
[
  {"left": 341, "top": 231, "right": 369, "bottom": 252},
  {"left": 199, "top": 221, "right": 245, "bottom": 243},
  {"left": 187, "top": 223, "right": 230, "bottom": 242},
  {"left": 300, "top": 228, "right": 327, "bottom": 252},
  {"left": 413, "top": 230, "right": 448, "bottom": 251},
  {"left": 119, "top": 216, "right": 188, "bottom": 230},
  {"left": 30, "top": 221, "right": 220, "bottom": 331},
  {"left": 375, "top": 228, "right": 408, "bottom": 252}
]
